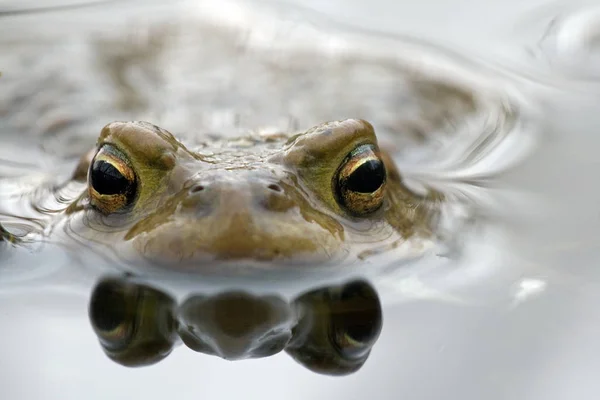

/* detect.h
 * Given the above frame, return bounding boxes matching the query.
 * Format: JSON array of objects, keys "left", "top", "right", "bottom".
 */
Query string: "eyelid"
[
  {"left": 93, "top": 144, "right": 136, "bottom": 182},
  {"left": 340, "top": 145, "right": 381, "bottom": 178}
]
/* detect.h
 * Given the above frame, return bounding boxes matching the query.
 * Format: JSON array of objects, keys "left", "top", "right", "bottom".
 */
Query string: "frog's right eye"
[{"left": 88, "top": 144, "right": 138, "bottom": 214}]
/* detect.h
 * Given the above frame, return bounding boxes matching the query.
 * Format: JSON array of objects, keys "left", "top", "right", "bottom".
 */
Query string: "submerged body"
[{"left": 0, "top": 4, "right": 532, "bottom": 274}]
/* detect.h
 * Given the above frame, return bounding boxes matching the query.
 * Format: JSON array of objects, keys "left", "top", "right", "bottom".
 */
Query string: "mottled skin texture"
[
  {"left": 0, "top": 15, "right": 501, "bottom": 270},
  {"left": 62, "top": 118, "right": 438, "bottom": 268}
]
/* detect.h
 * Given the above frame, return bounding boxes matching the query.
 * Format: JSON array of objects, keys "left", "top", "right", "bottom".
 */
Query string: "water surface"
[{"left": 1, "top": 0, "right": 600, "bottom": 399}]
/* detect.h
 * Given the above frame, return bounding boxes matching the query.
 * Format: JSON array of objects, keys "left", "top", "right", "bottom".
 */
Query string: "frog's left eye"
[
  {"left": 334, "top": 144, "right": 386, "bottom": 216},
  {"left": 88, "top": 144, "right": 138, "bottom": 214}
]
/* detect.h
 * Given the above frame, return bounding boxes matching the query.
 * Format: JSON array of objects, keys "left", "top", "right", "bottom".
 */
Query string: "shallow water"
[{"left": 1, "top": 0, "right": 600, "bottom": 399}]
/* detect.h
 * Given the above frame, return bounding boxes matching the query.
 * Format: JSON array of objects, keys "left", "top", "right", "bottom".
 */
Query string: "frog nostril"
[
  {"left": 262, "top": 190, "right": 294, "bottom": 212},
  {"left": 267, "top": 184, "right": 282, "bottom": 193},
  {"left": 190, "top": 185, "right": 205, "bottom": 194}
]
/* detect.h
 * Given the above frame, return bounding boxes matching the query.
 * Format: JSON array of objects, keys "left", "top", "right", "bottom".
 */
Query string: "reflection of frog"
[
  {"left": 56, "top": 119, "right": 438, "bottom": 268},
  {"left": 89, "top": 277, "right": 382, "bottom": 376}
]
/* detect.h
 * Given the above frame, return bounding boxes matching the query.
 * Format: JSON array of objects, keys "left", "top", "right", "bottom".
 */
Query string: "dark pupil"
[
  {"left": 91, "top": 160, "right": 131, "bottom": 196},
  {"left": 345, "top": 160, "right": 385, "bottom": 193}
]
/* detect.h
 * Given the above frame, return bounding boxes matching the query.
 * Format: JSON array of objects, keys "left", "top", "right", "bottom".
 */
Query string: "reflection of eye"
[
  {"left": 88, "top": 144, "right": 137, "bottom": 214},
  {"left": 286, "top": 279, "right": 382, "bottom": 376},
  {"left": 88, "top": 278, "right": 177, "bottom": 367},
  {"left": 330, "top": 281, "right": 382, "bottom": 361},
  {"left": 89, "top": 280, "right": 136, "bottom": 351},
  {"left": 334, "top": 144, "right": 386, "bottom": 216}
]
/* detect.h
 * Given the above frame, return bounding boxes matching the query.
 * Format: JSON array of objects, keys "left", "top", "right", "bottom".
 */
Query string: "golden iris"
[
  {"left": 88, "top": 144, "right": 137, "bottom": 214},
  {"left": 334, "top": 144, "right": 386, "bottom": 216}
]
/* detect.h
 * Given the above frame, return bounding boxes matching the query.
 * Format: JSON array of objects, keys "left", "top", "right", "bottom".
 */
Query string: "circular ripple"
[{"left": 537, "top": 6, "right": 600, "bottom": 81}]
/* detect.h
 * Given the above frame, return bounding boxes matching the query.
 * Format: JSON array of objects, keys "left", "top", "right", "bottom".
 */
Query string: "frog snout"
[{"left": 183, "top": 179, "right": 296, "bottom": 216}]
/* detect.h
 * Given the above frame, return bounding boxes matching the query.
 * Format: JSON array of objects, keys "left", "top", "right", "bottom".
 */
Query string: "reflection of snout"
[
  {"left": 177, "top": 292, "right": 295, "bottom": 360},
  {"left": 88, "top": 276, "right": 383, "bottom": 376}
]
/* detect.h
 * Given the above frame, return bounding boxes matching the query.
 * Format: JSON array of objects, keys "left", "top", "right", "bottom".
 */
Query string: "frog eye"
[
  {"left": 88, "top": 144, "right": 137, "bottom": 214},
  {"left": 334, "top": 144, "right": 386, "bottom": 216}
]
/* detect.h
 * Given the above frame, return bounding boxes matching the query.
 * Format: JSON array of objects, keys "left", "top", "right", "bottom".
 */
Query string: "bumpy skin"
[
  {"left": 0, "top": 15, "right": 498, "bottom": 270},
  {"left": 65, "top": 118, "right": 438, "bottom": 268}
]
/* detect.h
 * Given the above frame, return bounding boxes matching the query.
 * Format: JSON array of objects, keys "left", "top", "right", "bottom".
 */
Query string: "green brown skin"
[{"left": 62, "top": 118, "right": 438, "bottom": 269}]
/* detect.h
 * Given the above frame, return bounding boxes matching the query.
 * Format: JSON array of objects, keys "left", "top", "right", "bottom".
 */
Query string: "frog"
[
  {"left": 42, "top": 117, "right": 438, "bottom": 271},
  {"left": 0, "top": 112, "right": 441, "bottom": 273},
  {"left": 0, "top": 8, "right": 526, "bottom": 274}
]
